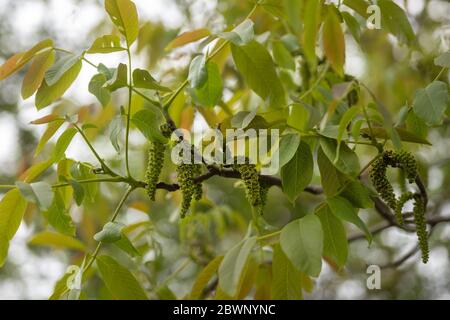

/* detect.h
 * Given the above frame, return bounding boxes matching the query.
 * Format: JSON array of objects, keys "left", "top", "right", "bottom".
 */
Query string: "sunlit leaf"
[
  {"left": 105, "top": 0, "right": 139, "bottom": 47},
  {"left": 412, "top": 81, "right": 449, "bottom": 126},
  {"left": 166, "top": 28, "right": 211, "bottom": 50},
  {"left": 87, "top": 35, "right": 126, "bottom": 54},
  {"left": 28, "top": 231, "right": 85, "bottom": 251}
]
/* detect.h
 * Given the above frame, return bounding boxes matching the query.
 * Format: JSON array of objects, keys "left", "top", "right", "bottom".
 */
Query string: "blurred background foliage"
[{"left": 0, "top": 0, "right": 449, "bottom": 299}]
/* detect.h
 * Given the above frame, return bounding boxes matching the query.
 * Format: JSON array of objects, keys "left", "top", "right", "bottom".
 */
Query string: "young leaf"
[
  {"left": 343, "top": 0, "right": 369, "bottom": 18},
  {"left": 16, "top": 181, "right": 54, "bottom": 211},
  {"left": 87, "top": 35, "right": 126, "bottom": 54},
  {"left": 28, "top": 231, "right": 86, "bottom": 251},
  {"left": 378, "top": 0, "right": 415, "bottom": 45},
  {"left": 35, "top": 60, "right": 82, "bottom": 110},
  {"left": 195, "top": 61, "right": 223, "bottom": 107},
  {"left": 412, "top": 81, "right": 449, "bottom": 126},
  {"left": 104, "top": 0, "right": 139, "bottom": 47},
  {"left": 231, "top": 41, "right": 286, "bottom": 109},
  {"left": 133, "top": 69, "right": 171, "bottom": 92},
  {"left": 317, "top": 146, "right": 344, "bottom": 196},
  {"left": 35, "top": 119, "right": 65, "bottom": 157},
  {"left": 166, "top": 28, "right": 211, "bottom": 51},
  {"left": 341, "top": 11, "right": 361, "bottom": 42},
  {"left": 0, "top": 39, "right": 53, "bottom": 80},
  {"left": 188, "top": 55, "right": 207, "bottom": 89},
  {"left": 52, "top": 128, "right": 78, "bottom": 162},
  {"left": 218, "top": 19, "right": 254, "bottom": 46},
  {"left": 94, "top": 222, "right": 125, "bottom": 243},
  {"left": 131, "top": 108, "right": 167, "bottom": 143},
  {"left": 302, "top": 0, "right": 321, "bottom": 69},
  {"left": 104, "top": 63, "right": 128, "bottom": 91},
  {"left": 190, "top": 256, "right": 224, "bottom": 299},
  {"left": 43, "top": 191, "right": 76, "bottom": 236},
  {"left": 0, "top": 189, "right": 28, "bottom": 267},
  {"left": 97, "top": 255, "right": 148, "bottom": 300},
  {"left": 218, "top": 236, "right": 257, "bottom": 297},
  {"left": 278, "top": 133, "right": 301, "bottom": 168},
  {"left": 272, "top": 40, "right": 295, "bottom": 71},
  {"left": 272, "top": 244, "right": 303, "bottom": 300},
  {"left": 281, "top": 141, "right": 314, "bottom": 202},
  {"left": 340, "top": 180, "right": 374, "bottom": 209},
  {"left": 89, "top": 74, "right": 111, "bottom": 107},
  {"left": 435, "top": 52, "right": 450, "bottom": 68},
  {"left": 327, "top": 196, "right": 372, "bottom": 243},
  {"left": 280, "top": 214, "right": 323, "bottom": 277},
  {"left": 320, "top": 137, "right": 360, "bottom": 177},
  {"left": 45, "top": 54, "right": 81, "bottom": 86},
  {"left": 323, "top": 9, "right": 346, "bottom": 76},
  {"left": 316, "top": 204, "right": 348, "bottom": 268},
  {"left": 109, "top": 115, "right": 124, "bottom": 153},
  {"left": 22, "top": 50, "right": 55, "bottom": 99}
]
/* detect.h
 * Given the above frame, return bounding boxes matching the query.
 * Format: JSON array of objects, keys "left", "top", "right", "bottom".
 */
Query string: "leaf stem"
[
  {"left": 433, "top": 66, "right": 447, "bottom": 82},
  {"left": 257, "top": 230, "right": 281, "bottom": 241},
  {"left": 73, "top": 123, "right": 118, "bottom": 177},
  {"left": 52, "top": 177, "right": 125, "bottom": 189},
  {"left": 0, "top": 185, "right": 15, "bottom": 190},
  {"left": 298, "top": 62, "right": 330, "bottom": 102}
]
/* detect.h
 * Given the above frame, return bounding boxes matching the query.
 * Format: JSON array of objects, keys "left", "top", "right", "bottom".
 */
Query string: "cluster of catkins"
[
  {"left": 233, "top": 160, "right": 269, "bottom": 215},
  {"left": 370, "top": 150, "right": 429, "bottom": 263}
]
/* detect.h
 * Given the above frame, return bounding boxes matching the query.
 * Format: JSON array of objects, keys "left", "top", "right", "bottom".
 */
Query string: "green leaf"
[
  {"left": 271, "top": 244, "right": 303, "bottom": 300},
  {"left": 43, "top": 191, "right": 76, "bottom": 236},
  {"left": 283, "top": 0, "right": 302, "bottom": 32},
  {"left": 435, "top": 52, "right": 450, "bottom": 68},
  {"left": 94, "top": 222, "right": 124, "bottom": 243},
  {"left": 317, "top": 146, "right": 344, "bottom": 196},
  {"left": 89, "top": 74, "right": 111, "bottom": 107},
  {"left": 260, "top": 0, "right": 285, "bottom": 20},
  {"left": 219, "top": 19, "right": 255, "bottom": 46},
  {"left": 133, "top": 69, "right": 171, "bottom": 92},
  {"left": 272, "top": 40, "right": 295, "bottom": 71},
  {"left": 323, "top": 9, "right": 345, "bottom": 76},
  {"left": 109, "top": 115, "right": 124, "bottom": 153},
  {"left": 114, "top": 236, "right": 140, "bottom": 257},
  {"left": 231, "top": 41, "right": 286, "bottom": 109},
  {"left": 105, "top": 0, "right": 139, "bottom": 47},
  {"left": 131, "top": 107, "right": 167, "bottom": 143},
  {"left": 195, "top": 61, "right": 223, "bottom": 107},
  {"left": 97, "top": 255, "right": 148, "bottom": 300},
  {"left": 413, "top": 81, "right": 449, "bottom": 126},
  {"left": 87, "top": 35, "right": 126, "bottom": 54},
  {"left": 190, "top": 256, "right": 224, "bottom": 299},
  {"left": 278, "top": 134, "right": 301, "bottom": 168},
  {"left": 35, "top": 59, "right": 82, "bottom": 110},
  {"left": 0, "top": 189, "right": 28, "bottom": 267},
  {"left": 0, "top": 39, "right": 53, "bottom": 80},
  {"left": 340, "top": 180, "right": 374, "bottom": 209},
  {"left": 65, "top": 178, "right": 85, "bottom": 206},
  {"left": 28, "top": 231, "right": 86, "bottom": 251},
  {"left": 281, "top": 141, "right": 314, "bottom": 202},
  {"left": 22, "top": 49, "right": 55, "bottom": 99},
  {"left": 342, "top": 11, "right": 361, "bottom": 42},
  {"left": 16, "top": 181, "right": 54, "bottom": 211},
  {"left": 76, "top": 163, "right": 98, "bottom": 203},
  {"left": 35, "top": 119, "right": 65, "bottom": 157},
  {"left": 343, "top": 0, "right": 369, "bottom": 18},
  {"left": 218, "top": 236, "right": 257, "bottom": 297},
  {"left": 378, "top": 0, "right": 415, "bottom": 45},
  {"left": 360, "top": 127, "right": 432, "bottom": 145},
  {"left": 45, "top": 54, "right": 81, "bottom": 86},
  {"left": 188, "top": 55, "right": 207, "bottom": 89},
  {"left": 104, "top": 63, "right": 128, "bottom": 91},
  {"left": 52, "top": 128, "right": 78, "bottom": 162},
  {"left": 320, "top": 137, "right": 360, "bottom": 177},
  {"left": 327, "top": 196, "right": 372, "bottom": 243},
  {"left": 280, "top": 214, "right": 323, "bottom": 277},
  {"left": 302, "top": 0, "right": 321, "bottom": 69},
  {"left": 166, "top": 28, "right": 211, "bottom": 51},
  {"left": 316, "top": 204, "right": 348, "bottom": 268}
]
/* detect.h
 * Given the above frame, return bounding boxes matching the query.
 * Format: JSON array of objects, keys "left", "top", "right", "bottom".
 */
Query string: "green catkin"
[
  {"left": 233, "top": 161, "right": 262, "bottom": 207},
  {"left": 177, "top": 163, "right": 203, "bottom": 218},
  {"left": 258, "top": 180, "right": 270, "bottom": 216},
  {"left": 145, "top": 141, "right": 166, "bottom": 201},
  {"left": 413, "top": 193, "right": 429, "bottom": 263},
  {"left": 370, "top": 152, "right": 397, "bottom": 210}
]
